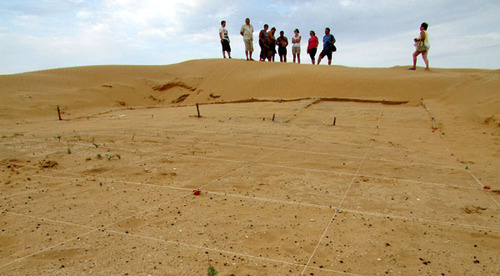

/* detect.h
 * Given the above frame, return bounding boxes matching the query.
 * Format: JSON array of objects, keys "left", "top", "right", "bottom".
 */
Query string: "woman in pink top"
[{"left": 307, "top": 30, "right": 319, "bottom": 64}]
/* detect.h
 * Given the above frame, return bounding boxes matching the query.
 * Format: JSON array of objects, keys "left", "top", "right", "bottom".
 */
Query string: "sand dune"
[
  {"left": 1, "top": 59, "right": 498, "bottom": 124},
  {"left": 0, "top": 59, "right": 499, "bottom": 274}
]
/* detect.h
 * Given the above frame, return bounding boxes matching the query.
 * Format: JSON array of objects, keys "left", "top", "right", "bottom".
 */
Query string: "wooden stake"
[
  {"left": 57, "top": 105, "right": 62, "bottom": 120},
  {"left": 272, "top": 113, "right": 275, "bottom": 121},
  {"left": 333, "top": 117, "right": 336, "bottom": 126},
  {"left": 196, "top": 103, "right": 201, "bottom": 118}
]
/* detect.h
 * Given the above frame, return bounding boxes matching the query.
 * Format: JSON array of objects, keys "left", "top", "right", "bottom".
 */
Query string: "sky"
[{"left": 1, "top": 0, "right": 499, "bottom": 74}]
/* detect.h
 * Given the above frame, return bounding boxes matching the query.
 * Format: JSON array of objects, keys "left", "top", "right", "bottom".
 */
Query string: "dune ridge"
[{"left": 0, "top": 59, "right": 497, "bottom": 124}]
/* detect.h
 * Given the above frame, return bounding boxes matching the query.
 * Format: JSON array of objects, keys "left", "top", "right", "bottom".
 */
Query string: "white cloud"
[{"left": 0, "top": 0, "right": 499, "bottom": 74}]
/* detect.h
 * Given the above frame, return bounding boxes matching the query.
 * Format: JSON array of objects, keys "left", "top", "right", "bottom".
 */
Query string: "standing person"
[
  {"left": 259, "top": 24, "right": 270, "bottom": 61},
  {"left": 410, "top": 22, "right": 430, "bottom": 70},
  {"left": 291, "top": 29, "right": 301, "bottom": 63},
  {"left": 277, "top": 30, "right": 289, "bottom": 62},
  {"left": 307, "top": 30, "right": 319, "bottom": 64},
  {"left": 317, "top": 27, "right": 335, "bottom": 65},
  {"left": 219, "top": 20, "right": 231, "bottom": 59},
  {"left": 268, "top": 27, "right": 277, "bottom": 62},
  {"left": 240, "top": 18, "right": 254, "bottom": 61}
]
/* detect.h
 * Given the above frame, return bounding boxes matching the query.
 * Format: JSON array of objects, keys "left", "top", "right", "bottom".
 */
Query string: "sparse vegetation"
[
  {"left": 96, "top": 153, "right": 121, "bottom": 160},
  {"left": 39, "top": 160, "right": 58, "bottom": 168},
  {"left": 106, "top": 154, "right": 121, "bottom": 160},
  {"left": 207, "top": 266, "right": 218, "bottom": 276}
]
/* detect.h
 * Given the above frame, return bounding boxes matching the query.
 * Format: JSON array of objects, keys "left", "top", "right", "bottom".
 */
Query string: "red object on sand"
[
  {"left": 193, "top": 189, "right": 201, "bottom": 195},
  {"left": 483, "top": 185, "right": 491, "bottom": 190}
]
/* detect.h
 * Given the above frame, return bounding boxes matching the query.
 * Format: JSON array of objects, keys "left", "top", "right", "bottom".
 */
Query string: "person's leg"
[
  {"left": 317, "top": 50, "right": 325, "bottom": 65},
  {"left": 244, "top": 41, "right": 249, "bottom": 60},
  {"left": 422, "top": 51, "right": 429, "bottom": 70},
  {"left": 411, "top": 51, "right": 419, "bottom": 69},
  {"left": 297, "top": 51, "right": 300, "bottom": 64},
  {"left": 293, "top": 53, "right": 297, "bottom": 63},
  {"left": 227, "top": 42, "right": 232, "bottom": 58}
]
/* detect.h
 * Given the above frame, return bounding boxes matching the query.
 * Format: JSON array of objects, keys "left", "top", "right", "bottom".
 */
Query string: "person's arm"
[
  {"left": 219, "top": 30, "right": 224, "bottom": 41},
  {"left": 297, "top": 35, "right": 301, "bottom": 43},
  {"left": 415, "top": 31, "right": 425, "bottom": 42},
  {"left": 240, "top": 26, "right": 244, "bottom": 36},
  {"left": 285, "top": 37, "right": 288, "bottom": 47}
]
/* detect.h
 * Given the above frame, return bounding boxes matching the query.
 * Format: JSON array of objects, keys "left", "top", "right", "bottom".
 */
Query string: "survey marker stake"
[
  {"left": 57, "top": 105, "right": 62, "bottom": 121},
  {"left": 272, "top": 113, "right": 275, "bottom": 121},
  {"left": 196, "top": 103, "right": 201, "bottom": 118},
  {"left": 333, "top": 117, "right": 336, "bottom": 126}
]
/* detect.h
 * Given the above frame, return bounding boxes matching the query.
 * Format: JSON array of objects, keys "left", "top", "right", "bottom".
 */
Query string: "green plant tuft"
[{"left": 207, "top": 266, "right": 218, "bottom": 276}]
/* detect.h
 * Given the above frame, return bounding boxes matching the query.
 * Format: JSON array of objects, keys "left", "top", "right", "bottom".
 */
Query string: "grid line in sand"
[
  {"left": 300, "top": 107, "right": 384, "bottom": 275},
  {"left": 1, "top": 211, "right": 362, "bottom": 276},
  {"left": 421, "top": 100, "right": 500, "bottom": 207},
  {"left": 0, "top": 134, "right": 305, "bottom": 271},
  {"left": 2, "top": 101, "right": 498, "bottom": 274},
  {"left": 27, "top": 174, "right": 500, "bottom": 233}
]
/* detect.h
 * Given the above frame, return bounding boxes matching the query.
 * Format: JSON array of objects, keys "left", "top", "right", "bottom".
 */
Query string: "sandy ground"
[{"left": 0, "top": 60, "right": 499, "bottom": 275}]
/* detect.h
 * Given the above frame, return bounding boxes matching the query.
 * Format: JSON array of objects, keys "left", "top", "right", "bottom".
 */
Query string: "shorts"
[
  {"left": 307, "top": 48, "right": 317, "bottom": 60},
  {"left": 221, "top": 40, "right": 231, "bottom": 52},
  {"left": 267, "top": 48, "right": 276, "bottom": 59},
  {"left": 244, "top": 39, "right": 254, "bottom": 52},
  {"left": 278, "top": 47, "right": 287, "bottom": 56},
  {"left": 292, "top": 46, "right": 300, "bottom": 55},
  {"left": 416, "top": 43, "right": 430, "bottom": 53},
  {"left": 319, "top": 48, "right": 333, "bottom": 60}
]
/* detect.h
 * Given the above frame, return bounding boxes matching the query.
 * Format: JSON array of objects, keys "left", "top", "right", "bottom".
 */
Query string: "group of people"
[
  {"left": 220, "top": 18, "right": 430, "bottom": 70},
  {"left": 220, "top": 18, "right": 337, "bottom": 65}
]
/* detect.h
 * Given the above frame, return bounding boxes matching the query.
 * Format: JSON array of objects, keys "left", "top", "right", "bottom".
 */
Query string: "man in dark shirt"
[
  {"left": 277, "top": 30, "right": 289, "bottom": 62},
  {"left": 259, "top": 24, "right": 270, "bottom": 61},
  {"left": 317, "top": 27, "right": 336, "bottom": 65}
]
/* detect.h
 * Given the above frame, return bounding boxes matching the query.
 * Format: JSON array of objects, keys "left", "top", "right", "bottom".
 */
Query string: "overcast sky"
[{"left": 1, "top": 0, "right": 499, "bottom": 74}]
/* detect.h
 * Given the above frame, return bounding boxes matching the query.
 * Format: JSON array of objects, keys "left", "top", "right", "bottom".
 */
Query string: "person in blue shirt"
[{"left": 317, "top": 27, "right": 336, "bottom": 65}]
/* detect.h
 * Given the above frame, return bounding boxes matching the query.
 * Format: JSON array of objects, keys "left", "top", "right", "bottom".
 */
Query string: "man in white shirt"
[
  {"left": 240, "top": 18, "right": 254, "bottom": 61},
  {"left": 219, "top": 20, "right": 231, "bottom": 59}
]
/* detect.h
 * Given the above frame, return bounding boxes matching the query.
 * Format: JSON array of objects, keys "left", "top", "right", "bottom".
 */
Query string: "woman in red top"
[{"left": 307, "top": 30, "right": 319, "bottom": 64}]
